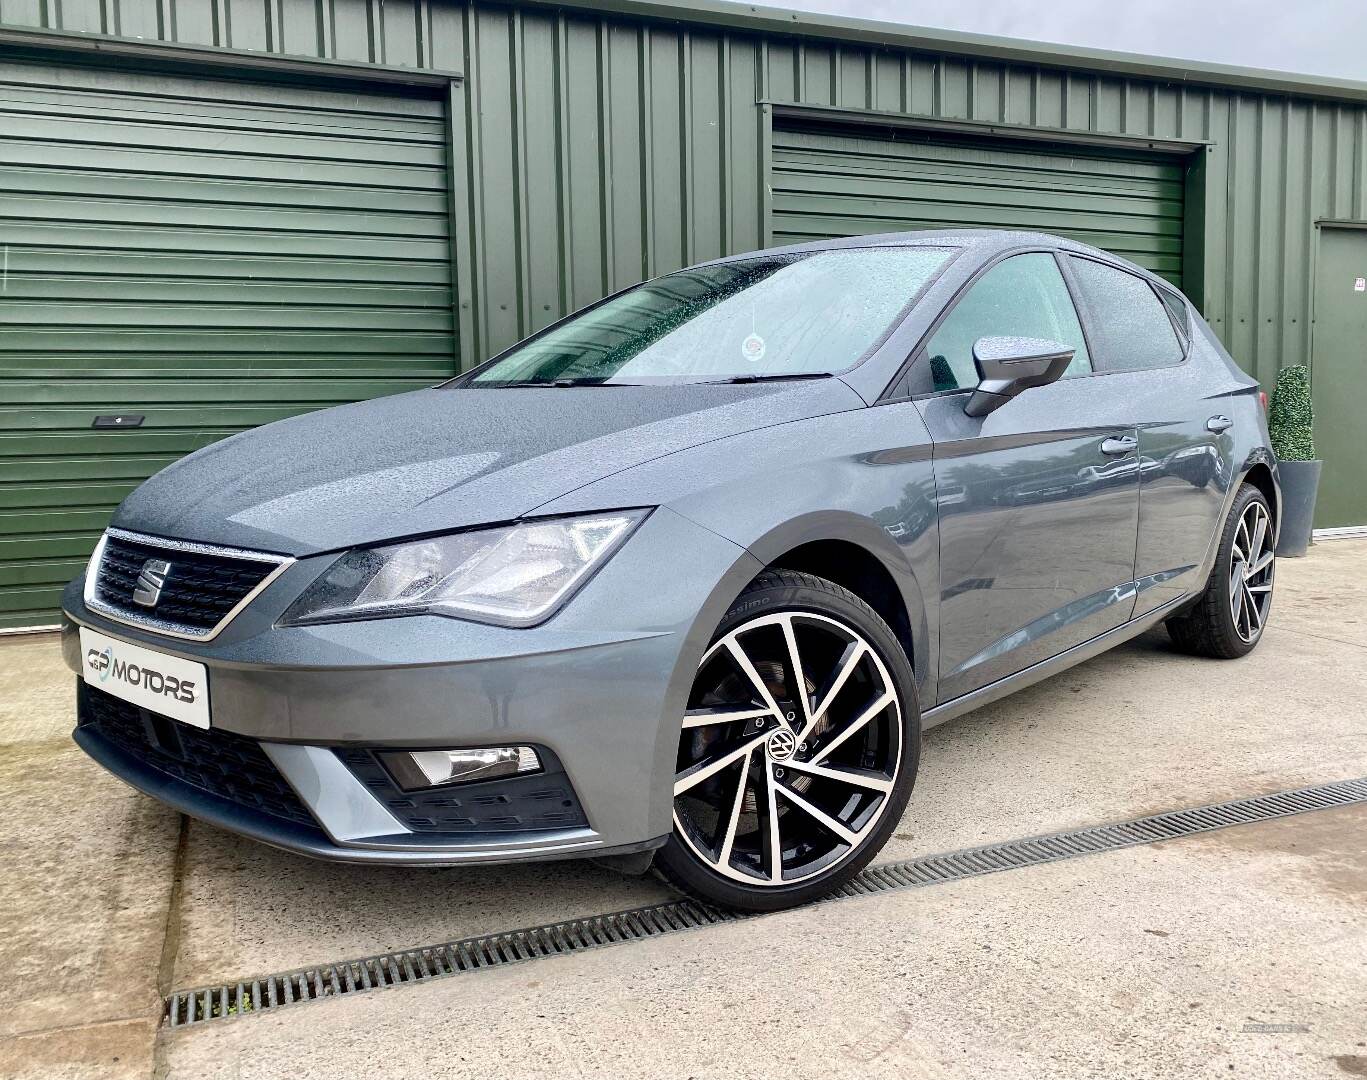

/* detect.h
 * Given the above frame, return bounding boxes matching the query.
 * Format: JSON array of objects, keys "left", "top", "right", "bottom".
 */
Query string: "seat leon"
[{"left": 62, "top": 230, "right": 1279, "bottom": 911}]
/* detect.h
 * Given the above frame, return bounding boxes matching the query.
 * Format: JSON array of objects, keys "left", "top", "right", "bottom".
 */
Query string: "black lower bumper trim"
[
  {"left": 75, "top": 724, "right": 333, "bottom": 852},
  {"left": 74, "top": 725, "right": 667, "bottom": 867}
]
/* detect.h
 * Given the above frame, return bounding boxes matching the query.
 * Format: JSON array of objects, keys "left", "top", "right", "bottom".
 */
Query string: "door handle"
[
  {"left": 1100, "top": 435, "right": 1138, "bottom": 457},
  {"left": 1207, "top": 415, "right": 1233, "bottom": 433}
]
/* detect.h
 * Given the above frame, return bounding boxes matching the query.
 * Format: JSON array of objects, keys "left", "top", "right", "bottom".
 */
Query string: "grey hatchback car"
[{"left": 62, "top": 229, "right": 1279, "bottom": 911}]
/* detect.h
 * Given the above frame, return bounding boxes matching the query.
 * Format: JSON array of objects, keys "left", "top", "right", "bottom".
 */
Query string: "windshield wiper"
[
  {"left": 550, "top": 377, "right": 629, "bottom": 387},
  {"left": 468, "top": 373, "right": 834, "bottom": 388},
  {"left": 470, "top": 378, "right": 630, "bottom": 388},
  {"left": 705, "top": 372, "right": 836, "bottom": 385}
]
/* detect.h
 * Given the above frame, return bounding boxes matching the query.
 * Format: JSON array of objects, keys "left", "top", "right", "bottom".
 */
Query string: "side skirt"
[{"left": 920, "top": 594, "right": 1189, "bottom": 730}]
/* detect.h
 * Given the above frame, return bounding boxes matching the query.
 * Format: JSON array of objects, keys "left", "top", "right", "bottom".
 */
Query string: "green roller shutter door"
[
  {"left": 771, "top": 127, "right": 1184, "bottom": 288},
  {"left": 0, "top": 61, "right": 454, "bottom": 630}
]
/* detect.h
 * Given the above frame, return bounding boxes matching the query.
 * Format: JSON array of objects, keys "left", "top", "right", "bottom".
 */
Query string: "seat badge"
[{"left": 132, "top": 558, "right": 172, "bottom": 608}]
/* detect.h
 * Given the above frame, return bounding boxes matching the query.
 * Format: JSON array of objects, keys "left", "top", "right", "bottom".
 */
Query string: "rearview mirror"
[{"left": 964, "top": 336, "right": 1074, "bottom": 417}]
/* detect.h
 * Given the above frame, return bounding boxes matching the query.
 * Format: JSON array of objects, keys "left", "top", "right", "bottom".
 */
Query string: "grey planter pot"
[{"left": 1274, "top": 459, "right": 1322, "bottom": 557}]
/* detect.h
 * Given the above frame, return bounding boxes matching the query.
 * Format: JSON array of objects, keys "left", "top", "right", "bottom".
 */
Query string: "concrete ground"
[{"left": 1, "top": 540, "right": 1364, "bottom": 1079}]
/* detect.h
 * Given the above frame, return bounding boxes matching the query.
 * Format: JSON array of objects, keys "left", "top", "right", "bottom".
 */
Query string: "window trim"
[
  {"left": 1156, "top": 283, "right": 1192, "bottom": 349},
  {"left": 1059, "top": 253, "right": 1191, "bottom": 374},
  {"left": 878, "top": 245, "right": 1097, "bottom": 403}
]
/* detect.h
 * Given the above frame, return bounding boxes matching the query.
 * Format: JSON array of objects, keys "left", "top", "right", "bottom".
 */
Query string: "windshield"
[{"left": 462, "top": 246, "right": 953, "bottom": 386}]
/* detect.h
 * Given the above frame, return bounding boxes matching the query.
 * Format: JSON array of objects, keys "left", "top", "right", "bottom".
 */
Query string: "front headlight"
[{"left": 279, "top": 510, "right": 649, "bottom": 628}]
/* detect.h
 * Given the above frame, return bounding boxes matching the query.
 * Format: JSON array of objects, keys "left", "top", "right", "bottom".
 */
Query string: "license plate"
[{"left": 79, "top": 626, "right": 210, "bottom": 729}]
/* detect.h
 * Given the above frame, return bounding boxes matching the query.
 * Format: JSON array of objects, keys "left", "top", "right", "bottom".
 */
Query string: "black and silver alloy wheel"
[
  {"left": 1228, "top": 499, "right": 1274, "bottom": 644},
  {"left": 1166, "top": 481, "right": 1276, "bottom": 660},
  {"left": 656, "top": 570, "right": 919, "bottom": 911}
]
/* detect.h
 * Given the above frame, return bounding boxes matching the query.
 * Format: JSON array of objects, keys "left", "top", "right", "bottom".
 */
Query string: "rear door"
[
  {"left": 911, "top": 252, "right": 1141, "bottom": 702},
  {"left": 1062, "top": 256, "right": 1224, "bottom": 617}
]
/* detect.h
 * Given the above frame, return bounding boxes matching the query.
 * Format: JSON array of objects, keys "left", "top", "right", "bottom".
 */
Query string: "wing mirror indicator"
[{"left": 964, "top": 336, "right": 1074, "bottom": 417}]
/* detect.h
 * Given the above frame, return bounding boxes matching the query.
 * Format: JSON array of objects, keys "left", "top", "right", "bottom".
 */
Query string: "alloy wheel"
[
  {"left": 1229, "top": 499, "right": 1274, "bottom": 643},
  {"left": 672, "top": 611, "right": 904, "bottom": 886}
]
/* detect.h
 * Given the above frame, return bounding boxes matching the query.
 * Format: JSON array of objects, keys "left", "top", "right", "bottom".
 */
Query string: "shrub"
[{"left": 1268, "top": 364, "right": 1316, "bottom": 461}]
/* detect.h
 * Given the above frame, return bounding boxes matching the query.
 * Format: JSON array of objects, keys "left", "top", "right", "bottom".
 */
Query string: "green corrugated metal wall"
[
  {"left": 770, "top": 126, "right": 1186, "bottom": 286},
  {"left": 0, "top": 60, "right": 452, "bottom": 629},
  {"left": 1, "top": 0, "right": 1366, "bottom": 625}
]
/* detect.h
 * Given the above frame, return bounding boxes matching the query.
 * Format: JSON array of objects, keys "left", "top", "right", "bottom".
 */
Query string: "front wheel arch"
[{"left": 743, "top": 511, "right": 929, "bottom": 691}]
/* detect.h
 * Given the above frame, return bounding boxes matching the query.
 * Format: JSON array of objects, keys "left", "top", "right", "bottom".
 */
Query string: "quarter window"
[
  {"left": 922, "top": 253, "right": 1091, "bottom": 392},
  {"left": 1066, "top": 257, "right": 1184, "bottom": 371},
  {"left": 1159, "top": 288, "right": 1190, "bottom": 347}
]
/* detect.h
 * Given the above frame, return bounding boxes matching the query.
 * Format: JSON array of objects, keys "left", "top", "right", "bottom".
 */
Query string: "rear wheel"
[
  {"left": 1166, "top": 483, "right": 1275, "bottom": 659},
  {"left": 655, "top": 570, "right": 920, "bottom": 912}
]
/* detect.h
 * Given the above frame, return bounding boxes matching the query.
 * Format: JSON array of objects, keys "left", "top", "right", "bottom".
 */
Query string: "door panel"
[
  {"left": 1312, "top": 229, "right": 1367, "bottom": 528},
  {"left": 1061, "top": 257, "right": 1229, "bottom": 614},
  {"left": 910, "top": 250, "right": 1142, "bottom": 701},
  {"left": 920, "top": 391, "right": 1140, "bottom": 701}
]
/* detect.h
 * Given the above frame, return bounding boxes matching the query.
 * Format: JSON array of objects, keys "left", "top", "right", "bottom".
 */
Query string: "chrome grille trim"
[{"left": 83, "top": 527, "right": 294, "bottom": 642}]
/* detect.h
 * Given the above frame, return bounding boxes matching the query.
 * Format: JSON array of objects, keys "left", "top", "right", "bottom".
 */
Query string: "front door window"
[{"left": 924, "top": 253, "right": 1091, "bottom": 391}]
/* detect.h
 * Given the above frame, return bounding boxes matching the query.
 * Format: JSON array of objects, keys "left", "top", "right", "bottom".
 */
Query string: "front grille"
[
  {"left": 79, "top": 683, "right": 317, "bottom": 829},
  {"left": 93, "top": 531, "right": 283, "bottom": 635},
  {"left": 336, "top": 747, "right": 589, "bottom": 834}
]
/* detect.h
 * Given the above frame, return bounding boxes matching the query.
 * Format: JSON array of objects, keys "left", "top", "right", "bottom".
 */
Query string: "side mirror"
[{"left": 964, "top": 336, "right": 1074, "bottom": 417}]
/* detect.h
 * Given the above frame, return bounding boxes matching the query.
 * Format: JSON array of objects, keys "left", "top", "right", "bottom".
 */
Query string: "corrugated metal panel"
[
  {"left": 7, "top": 0, "right": 1367, "bottom": 105},
  {"left": 770, "top": 127, "right": 1184, "bottom": 286},
  {"left": 0, "top": 60, "right": 452, "bottom": 629},
  {"left": 0, "top": 0, "right": 467, "bottom": 70}
]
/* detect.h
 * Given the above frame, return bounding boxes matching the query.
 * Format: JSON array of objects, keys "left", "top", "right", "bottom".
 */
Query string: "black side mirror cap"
[{"left": 964, "top": 336, "right": 1075, "bottom": 417}]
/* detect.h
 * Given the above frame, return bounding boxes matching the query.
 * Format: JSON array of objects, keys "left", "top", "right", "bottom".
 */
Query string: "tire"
[
  {"left": 1166, "top": 483, "right": 1276, "bottom": 659},
  {"left": 654, "top": 570, "right": 920, "bottom": 912}
]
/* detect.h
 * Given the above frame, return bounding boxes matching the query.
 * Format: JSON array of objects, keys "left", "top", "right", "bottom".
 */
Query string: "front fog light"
[{"left": 379, "top": 746, "right": 541, "bottom": 791}]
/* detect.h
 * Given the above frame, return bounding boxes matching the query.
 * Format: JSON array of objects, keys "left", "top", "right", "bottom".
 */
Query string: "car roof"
[{"left": 703, "top": 228, "right": 1177, "bottom": 294}]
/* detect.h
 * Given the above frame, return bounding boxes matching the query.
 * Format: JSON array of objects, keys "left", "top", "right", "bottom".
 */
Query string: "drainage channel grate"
[
  {"left": 165, "top": 898, "right": 739, "bottom": 1027},
  {"left": 165, "top": 775, "right": 1367, "bottom": 1028}
]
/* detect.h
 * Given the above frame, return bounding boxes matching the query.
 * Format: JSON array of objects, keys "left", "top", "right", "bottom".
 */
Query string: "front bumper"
[
  {"left": 73, "top": 717, "right": 661, "bottom": 866},
  {"left": 62, "top": 506, "right": 763, "bottom": 865}
]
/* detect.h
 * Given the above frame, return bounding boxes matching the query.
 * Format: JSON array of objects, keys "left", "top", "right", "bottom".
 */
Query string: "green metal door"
[
  {"left": 1311, "top": 228, "right": 1367, "bottom": 529},
  {"left": 0, "top": 61, "right": 454, "bottom": 630},
  {"left": 770, "top": 127, "right": 1185, "bottom": 288}
]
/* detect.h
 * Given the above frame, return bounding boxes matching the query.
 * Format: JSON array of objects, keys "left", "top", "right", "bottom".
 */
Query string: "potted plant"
[{"left": 1268, "top": 364, "right": 1321, "bottom": 557}]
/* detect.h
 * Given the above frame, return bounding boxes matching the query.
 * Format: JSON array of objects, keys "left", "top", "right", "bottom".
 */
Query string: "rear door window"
[
  {"left": 922, "top": 253, "right": 1091, "bottom": 392},
  {"left": 1066, "top": 257, "right": 1185, "bottom": 371}
]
